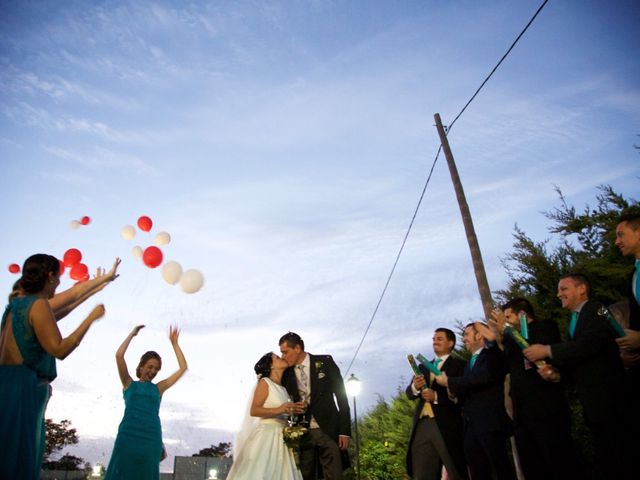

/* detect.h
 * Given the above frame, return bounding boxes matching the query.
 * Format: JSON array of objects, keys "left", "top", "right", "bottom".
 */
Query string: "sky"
[{"left": 1, "top": 0, "right": 639, "bottom": 472}]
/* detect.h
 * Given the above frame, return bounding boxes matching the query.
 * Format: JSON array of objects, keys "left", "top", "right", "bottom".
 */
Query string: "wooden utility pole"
[{"left": 434, "top": 113, "right": 493, "bottom": 320}]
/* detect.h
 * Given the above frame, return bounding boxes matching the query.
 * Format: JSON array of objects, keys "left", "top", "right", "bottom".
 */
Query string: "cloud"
[
  {"left": 45, "top": 145, "right": 160, "bottom": 176},
  {"left": 2, "top": 101, "right": 159, "bottom": 144}
]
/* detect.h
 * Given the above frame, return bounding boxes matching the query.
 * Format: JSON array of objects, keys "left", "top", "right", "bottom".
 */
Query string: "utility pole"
[{"left": 434, "top": 113, "right": 493, "bottom": 320}]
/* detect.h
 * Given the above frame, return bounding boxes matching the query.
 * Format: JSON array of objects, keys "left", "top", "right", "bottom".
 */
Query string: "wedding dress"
[{"left": 228, "top": 377, "right": 303, "bottom": 480}]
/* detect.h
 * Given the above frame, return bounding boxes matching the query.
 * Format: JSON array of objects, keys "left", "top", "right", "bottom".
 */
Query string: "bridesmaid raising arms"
[{"left": 105, "top": 325, "right": 188, "bottom": 480}]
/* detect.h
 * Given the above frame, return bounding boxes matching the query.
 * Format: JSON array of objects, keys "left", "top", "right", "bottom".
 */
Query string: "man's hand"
[
  {"left": 338, "top": 435, "right": 350, "bottom": 450},
  {"left": 413, "top": 374, "right": 426, "bottom": 391},
  {"left": 524, "top": 344, "right": 551, "bottom": 362},
  {"left": 474, "top": 321, "right": 496, "bottom": 342},
  {"left": 537, "top": 364, "right": 561, "bottom": 382},
  {"left": 489, "top": 308, "right": 506, "bottom": 335},
  {"left": 434, "top": 371, "right": 448, "bottom": 387},
  {"left": 617, "top": 329, "right": 640, "bottom": 351},
  {"left": 421, "top": 388, "right": 436, "bottom": 403}
]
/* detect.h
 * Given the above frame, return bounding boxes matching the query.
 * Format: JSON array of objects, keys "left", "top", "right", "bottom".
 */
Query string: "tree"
[
  {"left": 192, "top": 441, "right": 232, "bottom": 458},
  {"left": 44, "top": 419, "right": 79, "bottom": 460},
  {"left": 496, "top": 185, "right": 639, "bottom": 322},
  {"left": 42, "top": 454, "right": 85, "bottom": 471},
  {"left": 42, "top": 419, "right": 85, "bottom": 471},
  {"left": 344, "top": 387, "right": 414, "bottom": 480}
]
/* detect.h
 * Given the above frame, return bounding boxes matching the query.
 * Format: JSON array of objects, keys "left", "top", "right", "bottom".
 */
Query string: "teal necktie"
[
  {"left": 519, "top": 312, "right": 529, "bottom": 340},
  {"left": 635, "top": 260, "right": 640, "bottom": 304},
  {"left": 469, "top": 354, "right": 478, "bottom": 370},
  {"left": 569, "top": 311, "right": 578, "bottom": 338},
  {"left": 434, "top": 358, "right": 443, "bottom": 369}
]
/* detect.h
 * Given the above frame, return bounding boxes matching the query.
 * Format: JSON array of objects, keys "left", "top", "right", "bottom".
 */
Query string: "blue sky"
[{"left": 1, "top": 0, "right": 639, "bottom": 471}]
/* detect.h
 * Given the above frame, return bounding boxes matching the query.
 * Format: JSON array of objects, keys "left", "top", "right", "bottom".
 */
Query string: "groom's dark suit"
[{"left": 282, "top": 353, "right": 351, "bottom": 479}]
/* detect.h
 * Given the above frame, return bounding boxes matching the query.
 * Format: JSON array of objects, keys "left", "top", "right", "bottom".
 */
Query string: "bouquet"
[{"left": 283, "top": 424, "right": 309, "bottom": 467}]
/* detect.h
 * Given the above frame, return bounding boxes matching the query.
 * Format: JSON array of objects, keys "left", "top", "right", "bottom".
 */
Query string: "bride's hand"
[
  {"left": 293, "top": 401, "right": 307, "bottom": 414},
  {"left": 280, "top": 401, "right": 296, "bottom": 415}
]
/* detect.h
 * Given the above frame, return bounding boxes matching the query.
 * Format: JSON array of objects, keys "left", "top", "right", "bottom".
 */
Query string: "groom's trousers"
[{"left": 300, "top": 428, "right": 342, "bottom": 480}]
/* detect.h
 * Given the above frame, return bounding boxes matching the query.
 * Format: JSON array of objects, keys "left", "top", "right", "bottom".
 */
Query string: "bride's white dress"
[{"left": 228, "top": 378, "right": 303, "bottom": 480}]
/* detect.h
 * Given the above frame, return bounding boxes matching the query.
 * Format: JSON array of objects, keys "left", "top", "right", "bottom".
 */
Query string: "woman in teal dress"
[
  {"left": 105, "top": 325, "right": 188, "bottom": 480},
  {"left": 0, "top": 254, "right": 116, "bottom": 480}
]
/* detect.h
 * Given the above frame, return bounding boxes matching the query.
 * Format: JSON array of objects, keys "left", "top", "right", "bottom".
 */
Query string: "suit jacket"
[
  {"left": 504, "top": 319, "right": 570, "bottom": 422},
  {"left": 405, "top": 355, "right": 467, "bottom": 478},
  {"left": 282, "top": 353, "right": 351, "bottom": 442},
  {"left": 447, "top": 343, "right": 512, "bottom": 435},
  {"left": 550, "top": 299, "right": 630, "bottom": 422}
]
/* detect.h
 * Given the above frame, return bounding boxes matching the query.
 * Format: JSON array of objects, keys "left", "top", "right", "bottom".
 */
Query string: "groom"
[{"left": 279, "top": 332, "right": 351, "bottom": 480}]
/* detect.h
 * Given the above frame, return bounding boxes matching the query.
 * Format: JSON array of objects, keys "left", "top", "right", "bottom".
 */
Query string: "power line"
[
  {"left": 343, "top": 0, "right": 550, "bottom": 377},
  {"left": 344, "top": 146, "right": 442, "bottom": 376},
  {"left": 448, "top": 0, "right": 550, "bottom": 133}
]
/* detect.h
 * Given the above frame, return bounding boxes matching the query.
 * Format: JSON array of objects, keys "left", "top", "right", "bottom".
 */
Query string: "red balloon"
[
  {"left": 63, "top": 248, "right": 82, "bottom": 267},
  {"left": 142, "top": 246, "right": 163, "bottom": 268},
  {"left": 80, "top": 216, "right": 91, "bottom": 225},
  {"left": 8, "top": 263, "right": 20, "bottom": 274},
  {"left": 58, "top": 259, "right": 65, "bottom": 276},
  {"left": 70, "top": 263, "right": 89, "bottom": 281},
  {"left": 137, "top": 216, "right": 153, "bottom": 232}
]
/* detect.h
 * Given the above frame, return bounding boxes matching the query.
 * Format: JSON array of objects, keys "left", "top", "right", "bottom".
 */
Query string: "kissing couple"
[{"left": 227, "top": 332, "right": 352, "bottom": 480}]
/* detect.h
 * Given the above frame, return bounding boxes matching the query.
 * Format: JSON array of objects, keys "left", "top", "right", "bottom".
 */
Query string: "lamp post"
[{"left": 345, "top": 373, "right": 361, "bottom": 480}]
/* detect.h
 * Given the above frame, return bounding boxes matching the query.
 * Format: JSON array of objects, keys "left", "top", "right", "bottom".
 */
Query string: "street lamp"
[
  {"left": 90, "top": 464, "right": 104, "bottom": 478},
  {"left": 345, "top": 373, "right": 361, "bottom": 480}
]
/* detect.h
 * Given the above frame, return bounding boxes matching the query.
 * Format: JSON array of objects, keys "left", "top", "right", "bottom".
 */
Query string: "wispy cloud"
[
  {"left": 45, "top": 145, "right": 160, "bottom": 176},
  {"left": 3, "top": 101, "right": 159, "bottom": 144}
]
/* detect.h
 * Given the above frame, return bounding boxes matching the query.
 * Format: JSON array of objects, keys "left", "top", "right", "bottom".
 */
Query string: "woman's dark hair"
[
  {"left": 136, "top": 351, "right": 162, "bottom": 378},
  {"left": 19, "top": 254, "right": 60, "bottom": 294},
  {"left": 254, "top": 352, "right": 274, "bottom": 378}
]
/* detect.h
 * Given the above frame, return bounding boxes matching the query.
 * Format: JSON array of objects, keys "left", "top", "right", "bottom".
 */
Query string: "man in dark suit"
[
  {"left": 405, "top": 327, "right": 468, "bottom": 480},
  {"left": 524, "top": 273, "right": 634, "bottom": 478},
  {"left": 489, "top": 298, "right": 577, "bottom": 480},
  {"left": 279, "top": 332, "right": 351, "bottom": 480},
  {"left": 435, "top": 323, "right": 515, "bottom": 480},
  {"left": 615, "top": 210, "right": 640, "bottom": 398}
]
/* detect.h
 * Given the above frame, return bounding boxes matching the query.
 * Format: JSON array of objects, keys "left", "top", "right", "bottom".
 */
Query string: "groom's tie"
[{"left": 297, "top": 364, "right": 309, "bottom": 402}]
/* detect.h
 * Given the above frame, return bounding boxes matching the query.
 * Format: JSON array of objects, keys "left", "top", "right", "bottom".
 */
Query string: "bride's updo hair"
[
  {"left": 254, "top": 352, "right": 273, "bottom": 378},
  {"left": 19, "top": 254, "right": 60, "bottom": 294}
]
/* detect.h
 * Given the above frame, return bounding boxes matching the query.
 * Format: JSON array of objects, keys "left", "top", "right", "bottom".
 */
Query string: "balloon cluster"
[
  {"left": 70, "top": 216, "right": 91, "bottom": 230},
  {"left": 121, "top": 215, "right": 204, "bottom": 294},
  {"left": 63, "top": 248, "right": 90, "bottom": 282},
  {"left": 7, "top": 247, "right": 90, "bottom": 282}
]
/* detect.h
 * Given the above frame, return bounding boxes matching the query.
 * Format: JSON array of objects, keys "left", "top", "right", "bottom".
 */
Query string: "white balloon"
[
  {"left": 154, "top": 231, "right": 171, "bottom": 246},
  {"left": 180, "top": 269, "right": 204, "bottom": 294},
  {"left": 70, "top": 220, "right": 81, "bottom": 230},
  {"left": 162, "top": 261, "right": 182, "bottom": 285},
  {"left": 121, "top": 225, "right": 136, "bottom": 240},
  {"left": 132, "top": 246, "right": 143, "bottom": 259}
]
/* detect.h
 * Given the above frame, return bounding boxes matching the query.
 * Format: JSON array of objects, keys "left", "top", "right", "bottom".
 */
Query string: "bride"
[{"left": 228, "top": 352, "right": 303, "bottom": 480}]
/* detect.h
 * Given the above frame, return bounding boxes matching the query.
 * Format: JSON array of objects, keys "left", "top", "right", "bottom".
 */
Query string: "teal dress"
[
  {"left": 105, "top": 381, "right": 163, "bottom": 480},
  {"left": 0, "top": 296, "right": 56, "bottom": 480}
]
